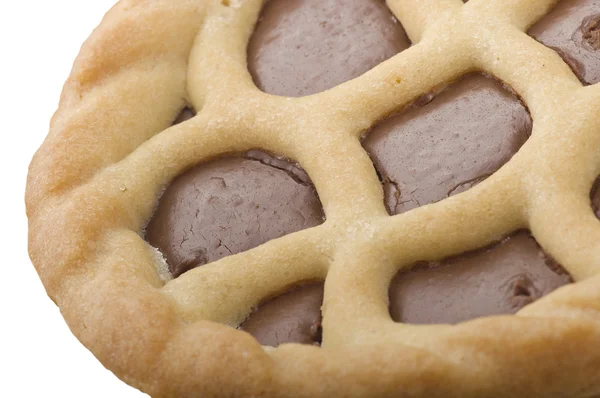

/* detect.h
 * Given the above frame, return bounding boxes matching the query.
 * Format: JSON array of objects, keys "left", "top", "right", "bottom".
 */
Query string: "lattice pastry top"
[{"left": 26, "top": 0, "right": 600, "bottom": 396}]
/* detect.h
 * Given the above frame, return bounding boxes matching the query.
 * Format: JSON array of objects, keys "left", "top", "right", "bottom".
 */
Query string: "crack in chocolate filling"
[
  {"left": 247, "top": 0, "right": 410, "bottom": 97},
  {"left": 145, "top": 151, "right": 324, "bottom": 278},
  {"left": 389, "top": 231, "right": 572, "bottom": 324},
  {"left": 529, "top": 0, "right": 600, "bottom": 85},
  {"left": 363, "top": 73, "right": 532, "bottom": 215}
]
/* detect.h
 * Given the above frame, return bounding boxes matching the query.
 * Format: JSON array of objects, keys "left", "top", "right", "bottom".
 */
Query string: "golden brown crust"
[{"left": 26, "top": 0, "right": 600, "bottom": 396}]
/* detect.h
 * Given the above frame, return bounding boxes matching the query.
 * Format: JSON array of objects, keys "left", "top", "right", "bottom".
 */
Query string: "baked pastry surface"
[{"left": 26, "top": 0, "right": 600, "bottom": 396}]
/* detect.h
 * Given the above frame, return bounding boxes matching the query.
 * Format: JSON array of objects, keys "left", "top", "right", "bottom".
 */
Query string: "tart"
[{"left": 26, "top": 0, "right": 600, "bottom": 396}]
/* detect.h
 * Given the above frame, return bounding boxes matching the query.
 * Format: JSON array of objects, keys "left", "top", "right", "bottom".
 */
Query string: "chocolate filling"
[
  {"left": 363, "top": 73, "right": 532, "bottom": 215},
  {"left": 389, "top": 231, "right": 572, "bottom": 324},
  {"left": 145, "top": 151, "right": 324, "bottom": 278},
  {"left": 529, "top": 0, "right": 600, "bottom": 85},
  {"left": 240, "top": 283, "right": 324, "bottom": 347},
  {"left": 247, "top": 0, "right": 410, "bottom": 97}
]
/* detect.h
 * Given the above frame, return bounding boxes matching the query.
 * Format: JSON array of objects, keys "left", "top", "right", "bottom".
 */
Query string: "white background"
[{"left": 2, "top": 1, "right": 145, "bottom": 396}]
